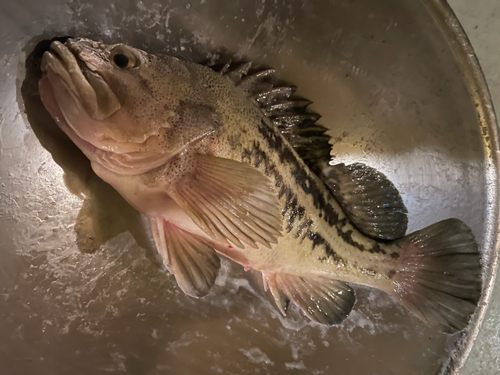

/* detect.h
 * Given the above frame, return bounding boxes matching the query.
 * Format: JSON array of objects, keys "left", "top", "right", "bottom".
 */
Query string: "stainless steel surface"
[
  {"left": 0, "top": 0, "right": 497, "bottom": 374},
  {"left": 448, "top": 1, "right": 500, "bottom": 373}
]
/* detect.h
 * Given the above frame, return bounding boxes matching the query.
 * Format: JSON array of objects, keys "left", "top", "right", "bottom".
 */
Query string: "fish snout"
[{"left": 41, "top": 39, "right": 121, "bottom": 121}]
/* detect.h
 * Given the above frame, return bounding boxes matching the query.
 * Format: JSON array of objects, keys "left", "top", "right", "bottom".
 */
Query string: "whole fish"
[{"left": 38, "top": 38, "right": 482, "bottom": 333}]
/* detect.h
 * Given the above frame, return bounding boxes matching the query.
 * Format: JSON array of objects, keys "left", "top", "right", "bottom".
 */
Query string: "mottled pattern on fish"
[
  {"left": 38, "top": 38, "right": 482, "bottom": 333},
  {"left": 138, "top": 62, "right": 397, "bottom": 279}
]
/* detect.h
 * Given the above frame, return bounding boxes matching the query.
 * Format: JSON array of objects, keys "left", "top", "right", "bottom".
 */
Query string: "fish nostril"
[{"left": 57, "top": 36, "right": 73, "bottom": 45}]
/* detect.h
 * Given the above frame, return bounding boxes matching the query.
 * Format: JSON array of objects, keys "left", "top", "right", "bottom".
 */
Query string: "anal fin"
[
  {"left": 264, "top": 273, "right": 355, "bottom": 325},
  {"left": 151, "top": 216, "right": 172, "bottom": 272},
  {"left": 150, "top": 218, "right": 221, "bottom": 298},
  {"left": 322, "top": 163, "right": 408, "bottom": 240}
]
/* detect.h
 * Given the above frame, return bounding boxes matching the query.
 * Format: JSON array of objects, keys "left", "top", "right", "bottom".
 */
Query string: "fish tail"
[{"left": 389, "top": 218, "right": 482, "bottom": 333}]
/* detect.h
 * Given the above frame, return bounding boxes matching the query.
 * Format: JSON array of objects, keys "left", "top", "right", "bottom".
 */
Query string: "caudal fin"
[{"left": 391, "top": 219, "right": 482, "bottom": 333}]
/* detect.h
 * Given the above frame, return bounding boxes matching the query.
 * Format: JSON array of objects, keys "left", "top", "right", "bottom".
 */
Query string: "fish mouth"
[
  {"left": 41, "top": 40, "right": 121, "bottom": 121},
  {"left": 39, "top": 73, "right": 173, "bottom": 175},
  {"left": 39, "top": 39, "right": 175, "bottom": 175}
]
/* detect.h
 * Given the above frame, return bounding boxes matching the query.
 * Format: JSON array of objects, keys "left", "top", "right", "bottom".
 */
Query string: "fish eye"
[
  {"left": 109, "top": 45, "right": 141, "bottom": 69},
  {"left": 113, "top": 54, "right": 129, "bottom": 68}
]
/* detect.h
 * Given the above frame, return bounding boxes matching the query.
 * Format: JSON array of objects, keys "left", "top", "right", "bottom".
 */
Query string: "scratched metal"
[{"left": 0, "top": 0, "right": 498, "bottom": 374}]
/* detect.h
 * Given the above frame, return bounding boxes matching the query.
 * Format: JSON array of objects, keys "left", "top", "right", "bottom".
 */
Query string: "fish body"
[{"left": 39, "top": 38, "right": 482, "bottom": 333}]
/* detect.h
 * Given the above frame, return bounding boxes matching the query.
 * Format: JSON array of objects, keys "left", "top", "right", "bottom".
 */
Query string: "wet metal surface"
[
  {"left": 0, "top": 0, "right": 498, "bottom": 374},
  {"left": 449, "top": 1, "right": 500, "bottom": 373}
]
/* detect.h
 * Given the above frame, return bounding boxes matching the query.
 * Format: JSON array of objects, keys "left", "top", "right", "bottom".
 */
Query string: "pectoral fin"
[
  {"left": 169, "top": 154, "right": 283, "bottom": 249},
  {"left": 151, "top": 218, "right": 221, "bottom": 298}
]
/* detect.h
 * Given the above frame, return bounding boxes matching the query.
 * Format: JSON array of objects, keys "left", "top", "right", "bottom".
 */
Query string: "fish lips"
[
  {"left": 39, "top": 73, "right": 177, "bottom": 176},
  {"left": 41, "top": 40, "right": 121, "bottom": 121},
  {"left": 39, "top": 41, "right": 176, "bottom": 175}
]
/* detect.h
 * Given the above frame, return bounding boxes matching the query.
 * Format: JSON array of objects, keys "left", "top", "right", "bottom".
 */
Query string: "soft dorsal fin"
[
  {"left": 151, "top": 218, "right": 221, "bottom": 298},
  {"left": 169, "top": 154, "right": 283, "bottom": 249},
  {"left": 322, "top": 163, "right": 408, "bottom": 240},
  {"left": 263, "top": 273, "right": 356, "bottom": 325}
]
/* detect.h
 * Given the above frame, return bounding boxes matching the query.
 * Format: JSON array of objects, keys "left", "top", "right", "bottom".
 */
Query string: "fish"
[{"left": 38, "top": 37, "right": 483, "bottom": 334}]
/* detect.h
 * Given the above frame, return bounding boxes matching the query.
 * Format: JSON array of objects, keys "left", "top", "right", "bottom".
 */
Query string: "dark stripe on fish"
[
  {"left": 256, "top": 119, "right": 385, "bottom": 256},
  {"left": 241, "top": 141, "right": 341, "bottom": 262}
]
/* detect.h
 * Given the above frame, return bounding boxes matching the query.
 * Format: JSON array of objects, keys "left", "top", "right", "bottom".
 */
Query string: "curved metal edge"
[{"left": 420, "top": 1, "right": 500, "bottom": 374}]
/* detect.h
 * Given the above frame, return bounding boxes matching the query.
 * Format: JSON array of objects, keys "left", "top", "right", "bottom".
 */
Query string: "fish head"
[{"left": 39, "top": 38, "right": 218, "bottom": 175}]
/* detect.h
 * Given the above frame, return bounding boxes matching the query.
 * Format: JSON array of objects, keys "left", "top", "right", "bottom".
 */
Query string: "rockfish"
[{"left": 38, "top": 38, "right": 482, "bottom": 333}]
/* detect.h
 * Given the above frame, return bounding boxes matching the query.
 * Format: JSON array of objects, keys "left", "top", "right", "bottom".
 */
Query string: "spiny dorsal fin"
[{"left": 218, "top": 61, "right": 332, "bottom": 175}]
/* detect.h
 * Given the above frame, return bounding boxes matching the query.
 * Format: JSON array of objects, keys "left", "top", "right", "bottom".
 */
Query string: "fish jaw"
[
  {"left": 39, "top": 38, "right": 224, "bottom": 176},
  {"left": 38, "top": 74, "right": 175, "bottom": 175},
  {"left": 39, "top": 40, "right": 176, "bottom": 174},
  {"left": 41, "top": 40, "right": 121, "bottom": 120}
]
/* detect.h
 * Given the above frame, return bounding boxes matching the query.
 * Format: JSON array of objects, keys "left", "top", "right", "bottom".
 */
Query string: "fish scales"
[
  {"left": 185, "top": 76, "right": 384, "bottom": 277},
  {"left": 37, "top": 37, "right": 482, "bottom": 333}
]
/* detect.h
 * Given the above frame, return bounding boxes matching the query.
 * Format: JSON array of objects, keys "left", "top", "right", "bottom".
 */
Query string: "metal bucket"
[{"left": 0, "top": 0, "right": 498, "bottom": 374}]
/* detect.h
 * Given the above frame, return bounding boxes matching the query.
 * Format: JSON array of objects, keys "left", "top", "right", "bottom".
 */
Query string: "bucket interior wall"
[{"left": 0, "top": 1, "right": 497, "bottom": 374}]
